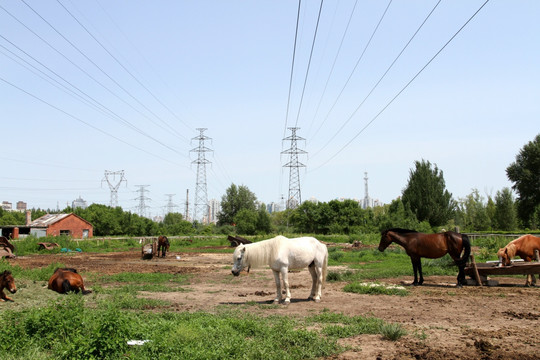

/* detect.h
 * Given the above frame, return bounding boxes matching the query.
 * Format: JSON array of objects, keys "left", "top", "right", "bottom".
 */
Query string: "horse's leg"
[
  {"left": 457, "top": 264, "right": 465, "bottom": 287},
  {"left": 281, "top": 268, "right": 291, "bottom": 304},
  {"left": 525, "top": 274, "right": 533, "bottom": 287},
  {"left": 272, "top": 270, "right": 282, "bottom": 304},
  {"left": 62, "top": 279, "right": 72, "bottom": 294},
  {"left": 417, "top": 259, "right": 424, "bottom": 285},
  {"left": 308, "top": 263, "right": 317, "bottom": 300},
  {"left": 314, "top": 264, "right": 323, "bottom": 302},
  {"left": 532, "top": 274, "right": 537, "bottom": 286},
  {"left": 411, "top": 258, "right": 419, "bottom": 285}
]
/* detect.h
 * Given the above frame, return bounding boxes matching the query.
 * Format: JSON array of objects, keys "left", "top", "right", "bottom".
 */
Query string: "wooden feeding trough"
[
  {"left": 227, "top": 235, "right": 252, "bottom": 247},
  {"left": 465, "top": 252, "right": 540, "bottom": 286}
]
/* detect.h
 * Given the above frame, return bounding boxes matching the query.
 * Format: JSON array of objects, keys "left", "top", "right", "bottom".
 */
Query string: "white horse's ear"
[{"left": 241, "top": 247, "right": 246, "bottom": 253}]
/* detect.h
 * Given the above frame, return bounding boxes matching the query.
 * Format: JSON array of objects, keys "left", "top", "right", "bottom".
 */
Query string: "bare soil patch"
[{"left": 8, "top": 249, "right": 540, "bottom": 359}]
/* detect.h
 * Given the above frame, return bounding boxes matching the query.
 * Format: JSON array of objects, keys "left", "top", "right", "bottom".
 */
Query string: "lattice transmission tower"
[
  {"left": 101, "top": 170, "right": 127, "bottom": 207},
  {"left": 134, "top": 185, "right": 150, "bottom": 218},
  {"left": 282, "top": 127, "right": 306, "bottom": 210},
  {"left": 165, "top": 194, "right": 177, "bottom": 215},
  {"left": 190, "top": 128, "right": 212, "bottom": 222}
]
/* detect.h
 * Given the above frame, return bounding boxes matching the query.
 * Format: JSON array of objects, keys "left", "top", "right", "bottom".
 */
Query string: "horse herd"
[{"left": 1, "top": 231, "right": 539, "bottom": 304}]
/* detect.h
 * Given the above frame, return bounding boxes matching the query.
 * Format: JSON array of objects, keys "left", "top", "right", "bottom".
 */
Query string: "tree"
[
  {"left": 234, "top": 209, "right": 258, "bottom": 235},
  {"left": 217, "top": 184, "right": 257, "bottom": 226},
  {"left": 458, "top": 189, "right": 491, "bottom": 231},
  {"left": 494, "top": 188, "right": 517, "bottom": 231},
  {"left": 506, "top": 134, "right": 540, "bottom": 228},
  {"left": 401, "top": 160, "right": 455, "bottom": 227}
]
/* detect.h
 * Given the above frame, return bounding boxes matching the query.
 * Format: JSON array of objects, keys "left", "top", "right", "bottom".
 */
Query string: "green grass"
[{"left": 0, "top": 296, "right": 345, "bottom": 360}]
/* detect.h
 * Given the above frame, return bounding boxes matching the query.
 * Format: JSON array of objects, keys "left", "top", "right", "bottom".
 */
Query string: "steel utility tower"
[
  {"left": 190, "top": 128, "right": 212, "bottom": 222},
  {"left": 363, "top": 172, "right": 369, "bottom": 209},
  {"left": 102, "top": 170, "right": 127, "bottom": 207},
  {"left": 165, "top": 194, "right": 177, "bottom": 215},
  {"left": 282, "top": 127, "right": 306, "bottom": 210},
  {"left": 134, "top": 185, "right": 150, "bottom": 218}
]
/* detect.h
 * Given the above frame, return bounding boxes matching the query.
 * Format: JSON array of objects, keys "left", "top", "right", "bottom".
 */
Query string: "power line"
[
  {"left": 311, "top": 0, "right": 442, "bottom": 159},
  {"left": 55, "top": 0, "right": 190, "bottom": 142},
  {"left": 310, "top": 0, "right": 491, "bottom": 173},
  {"left": 283, "top": 0, "right": 303, "bottom": 137},
  {"left": 293, "top": 0, "right": 325, "bottom": 128},
  {"left": 0, "top": 76, "right": 182, "bottom": 165},
  {"left": 310, "top": 0, "right": 393, "bottom": 143}
]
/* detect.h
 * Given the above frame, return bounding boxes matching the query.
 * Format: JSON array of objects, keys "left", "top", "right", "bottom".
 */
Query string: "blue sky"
[{"left": 0, "top": 0, "right": 538, "bottom": 218}]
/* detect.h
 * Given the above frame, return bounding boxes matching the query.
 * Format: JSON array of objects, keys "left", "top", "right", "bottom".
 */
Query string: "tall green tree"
[
  {"left": 217, "top": 184, "right": 257, "bottom": 226},
  {"left": 458, "top": 189, "right": 491, "bottom": 231},
  {"left": 401, "top": 160, "right": 455, "bottom": 227},
  {"left": 506, "top": 134, "right": 540, "bottom": 228},
  {"left": 494, "top": 188, "right": 517, "bottom": 231}
]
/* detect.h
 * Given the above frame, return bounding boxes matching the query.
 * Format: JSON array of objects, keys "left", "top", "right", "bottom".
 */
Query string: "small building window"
[{"left": 60, "top": 230, "right": 71, "bottom": 236}]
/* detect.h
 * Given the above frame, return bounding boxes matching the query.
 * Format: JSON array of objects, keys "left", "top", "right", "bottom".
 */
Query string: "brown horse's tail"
[{"left": 457, "top": 234, "right": 471, "bottom": 266}]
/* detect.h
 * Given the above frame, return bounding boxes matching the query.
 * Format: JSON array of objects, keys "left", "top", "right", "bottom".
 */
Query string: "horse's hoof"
[
  {"left": 284, "top": 299, "right": 290, "bottom": 305},
  {"left": 273, "top": 299, "right": 280, "bottom": 304},
  {"left": 314, "top": 298, "right": 321, "bottom": 303}
]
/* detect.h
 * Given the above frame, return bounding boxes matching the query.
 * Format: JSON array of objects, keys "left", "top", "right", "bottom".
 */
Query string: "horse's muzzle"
[
  {"left": 9, "top": 288, "right": 16, "bottom": 294},
  {"left": 231, "top": 270, "right": 240, "bottom": 277}
]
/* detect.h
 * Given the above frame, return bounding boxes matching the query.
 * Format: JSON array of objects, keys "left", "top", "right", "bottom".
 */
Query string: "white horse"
[{"left": 231, "top": 235, "right": 328, "bottom": 304}]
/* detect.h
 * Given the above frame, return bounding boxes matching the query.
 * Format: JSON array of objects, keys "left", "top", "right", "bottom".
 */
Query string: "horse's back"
[{"left": 279, "top": 237, "right": 327, "bottom": 269}]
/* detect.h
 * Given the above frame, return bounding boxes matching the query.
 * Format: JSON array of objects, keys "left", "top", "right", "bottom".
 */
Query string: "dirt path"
[{"left": 9, "top": 249, "right": 540, "bottom": 359}]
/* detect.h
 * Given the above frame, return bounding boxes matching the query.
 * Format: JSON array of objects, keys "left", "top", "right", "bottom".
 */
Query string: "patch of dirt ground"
[{"left": 9, "top": 249, "right": 540, "bottom": 360}]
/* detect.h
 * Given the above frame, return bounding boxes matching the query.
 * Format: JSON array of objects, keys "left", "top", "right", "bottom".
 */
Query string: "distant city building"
[
  {"left": 16, "top": 201, "right": 27, "bottom": 211},
  {"left": 1, "top": 201, "right": 12, "bottom": 211},
  {"left": 72, "top": 196, "right": 88, "bottom": 210},
  {"left": 208, "top": 198, "right": 220, "bottom": 224},
  {"left": 266, "top": 202, "right": 281, "bottom": 213}
]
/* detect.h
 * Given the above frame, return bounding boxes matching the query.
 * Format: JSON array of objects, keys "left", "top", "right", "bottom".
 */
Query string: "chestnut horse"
[
  {"left": 48, "top": 268, "right": 91, "bottom": 295},
  {"left": 0, "top": 270, "right": 17, "bottom": 301},
  {"left": 379, "top": 228, "right": 471, "bottom": 286},
  {"left": 157, "top": 235, "right": 170, "bottom": 258},
  {"left": 497, "top": 234, "right": 540, "bottom": 286}
]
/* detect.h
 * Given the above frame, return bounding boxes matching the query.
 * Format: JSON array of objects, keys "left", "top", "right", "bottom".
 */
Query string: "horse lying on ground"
[
  {"left": 157, "top": 235, "right": 170, "bottom": 258},
  {"left": 378, "top": 228, "right": 471, "bottom": 287},
  {"left": 497, "top": 234, "right": 540, "bottom": 286},
  {"left": 48, "top": 268, "right": 92, "bottom": 295},
  {"left": 0, "top": 270, "right": 17, "bottom": 302},
  {"left": 231, "top": 235, "right": 328, "bottom": 304}
]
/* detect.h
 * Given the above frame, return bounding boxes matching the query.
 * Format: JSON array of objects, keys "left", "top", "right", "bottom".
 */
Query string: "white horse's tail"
[{"left": 322, "top": 249, "right": 328, "bottom": 288}]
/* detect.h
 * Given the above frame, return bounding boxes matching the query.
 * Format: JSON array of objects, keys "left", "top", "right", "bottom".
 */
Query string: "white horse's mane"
[{"left": 244, "top": 235, "right": 287, "bottom": 268}]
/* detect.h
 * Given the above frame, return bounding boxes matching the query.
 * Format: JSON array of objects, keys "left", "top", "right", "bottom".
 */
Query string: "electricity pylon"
[
  {"left": 101, "top": 170, "right": 127, "bottom": 207},
  {"left": 190, "top": 128, "right": 212, "bottom": 222},
  {"left": 134, "top": 185, "right": 150, "bottom": 218},
  {"left": 282, "top": 127, "right": 306, "bottom": 210}
]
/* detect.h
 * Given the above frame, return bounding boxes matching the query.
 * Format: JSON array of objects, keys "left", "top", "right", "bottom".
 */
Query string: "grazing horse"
[
  {"left": 497, "top": 234, "right": 540, "bottom": 286},
  {"left": 48, "top": 268, "right": 91, "bottom": 295},
  {"left": 0, "top": 270, "right": 17, "bottom": 302},
  {"left": 157, "top": 235, "right": 170, "bottom": 258},
  {"left": 378, "top": 228, "right": 471, "bottom": 287},
  {"left": 231, "top": 235, "right": 328, "bottom": 304}
]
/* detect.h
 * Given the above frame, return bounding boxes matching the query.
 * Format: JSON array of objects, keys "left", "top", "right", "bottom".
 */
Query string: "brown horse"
[
  {"left": 48, "top": 268, "right": 91, "bottom": 295},
  {"left": 379, "top": 228, "right": 471, "bottom": 286},
  {"left": 497, "top": 234, "right": 540, "bottom": 286},
  {"left": 157, "top": 235, "right": 170, "bottom": 258},
  {"left": 0, "top": 270, "right": 17, "bottom": 301}
]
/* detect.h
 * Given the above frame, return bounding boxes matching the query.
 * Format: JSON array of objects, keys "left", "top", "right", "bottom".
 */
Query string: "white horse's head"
[{"left": 231, "top": 245, "right": 247, "bottom": 276}]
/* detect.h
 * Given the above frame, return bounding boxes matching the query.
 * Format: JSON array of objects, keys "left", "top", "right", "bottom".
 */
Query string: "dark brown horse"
[
  {"left": 48, "top": 268, "right": 91, "bottom": 295},
  {"left": 0, "top": 270, "right": 17, "bottom": 301},
  {"left": 157, "top": 235, "right": 170, "bottom": 258},
  {"left": 378, "top": 228, "right": 471, "bottom": 286}
]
